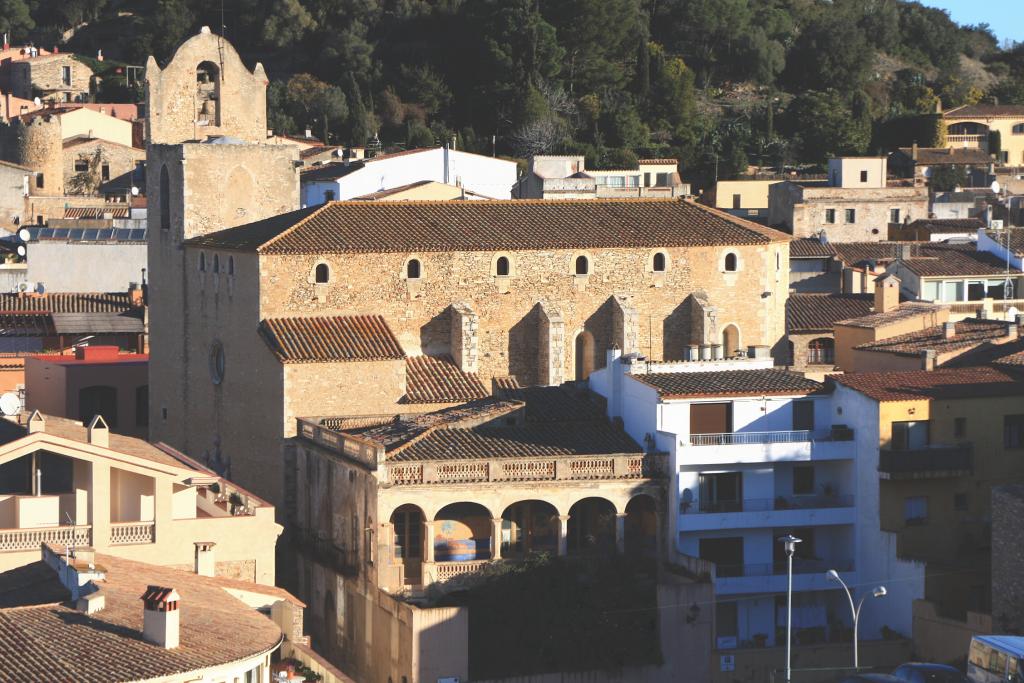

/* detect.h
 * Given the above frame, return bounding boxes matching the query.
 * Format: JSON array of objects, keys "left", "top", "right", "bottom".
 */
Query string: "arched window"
[
  {"left": 159, "top": 165, "right": 170, "bottom": 230},
  {"left": 724, "top": 253, "right": 738, "bottom": 272},
  {"left": 209, "top": 340, "right": 226, "bottom": 384},
  {"left": 227, "top": 256, "right": 234, "bottom": 275},
  {"left": 1013, "top": 124, "right": 1024, "bottom": 135},
  {"left": 199, "top": 252, "right": 206, "bottom": 272},
  {"left": 79, "top": 385, "right": 118, "bottom": 428},
  {"left": 808, "top": 337, "right": 835, "bottom": 365},
  {"left": 652, "top": 252, "right": 666, "bottom": 272},
  {"left": 315, "top": 263, "right": 330, "bottom": 283},
  {"left": 496, "top": 256, "right": 510, "bottom": 276},
  {"left": 406, "top": 258, "right": 421, "bottom": 279},
  {"left": 722, "top": 324, "right": 740, "bottom": 356},
  {"left": 212, "top": 254, "right": 219, "bottom": 274},
  {"left": 196, "top": 61, "right": 221, "bottom": 126},
  {"left": 575, "top": 255, "right": 589, "bottom": 275},
  {"left": 574, "top": 331, "right": 595, "bottom": 381}
]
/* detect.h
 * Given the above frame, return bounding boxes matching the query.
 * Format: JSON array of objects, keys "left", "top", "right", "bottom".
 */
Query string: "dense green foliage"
[
  {"left": 8, "top": 0, "right": 1018, "bottom": 187},
  {"left": 435, "top": 554, "right": 661, "bottom": 679}
]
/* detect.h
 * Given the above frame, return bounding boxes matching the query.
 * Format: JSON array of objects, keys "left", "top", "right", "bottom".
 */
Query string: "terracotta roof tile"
[
  {"left": 790, "top": 238, "right": 836, "bottom": 258},
  {"left": 895, "top": 147, "right": 991, "bottom": 165},
  {"left": 834, "top": 302, "right": 945, "bottom": 329},
  {"left": 0, "top": 552, "right": 283, "bottom": 682},
  {"left": 497, "top": 385, "right": 608, "bottom": 422},
  {"left": 634, "top": 368, "right": 823, "bottom": 399},
  {"left": 259, "top": 315, "right": 405, "bottom": 363},
  {"left": 0, "top": 292, "right": 138, "bottom": 313},
  {"left": 900, "top": 249, "right": 1022, "bottom": 277},
  {"left": 830, "top": 367, "right": 1024, "bottom": 401},
  {"left": 185, "top": 199, "right": 790, "bottom": 254},
  {"left": 945, "top": 104, "right": 1024, "bottom": 118},
  {"left": 985, "top": 228, "right": 1024, "bottom": 257},
  {"left": 787, "top": 294, "right": 874, "bottom": 333},
  {"left": 829, "top": 241, "right": 967, "bottom": 266},
  {"left": 388, "top": 422, "right": 641, "bottom": 462},
  {"left": 404, "top": 355, "right": 488, "bottom": 404},
  {"left": 905, "top": 218, "right": 984, "bottom": 233},
  {"left": 854, "top": 318, "right": 1013, "bottom": 356}
]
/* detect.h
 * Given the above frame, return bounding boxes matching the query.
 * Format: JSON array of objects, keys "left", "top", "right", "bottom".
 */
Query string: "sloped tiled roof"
[
  {"left": 388, "top": 422, "right": 641, "bottom": 462},
  {"left": 404, "top": 355, "right": 488, "bottom": 404},
  {"left": 787, "top": 294, "right": 874, "bottom": 333},
  {"left": 900, "top": 249, "right": 1022, "bottom": 277},
  {"left": 790, "top": 238, "right": 836, "bottom": 258},
  {"left": 185, "top": 199, "right": 790, "bottom": 254},
  {"left": 835, "top": 302, "right": 944, "bottom": 329},
  {"left": 635, "top": 368, "right": 823, "bottom": 399},
  {"left": 985, "top": 228, "right": 1024, "bottom": 257},
  {"left": 830, "top": 366, "right": 1024, "bottom": 402},
  {"left": 894, "top": 147, "right": 991, "bottom": 165},
  {"left": 0, "top": 553, "right": 284, "bottom": 682},
  {"left": 0, "top": 293, "right": 137, "bottom": 313},
  {"left": 945, "top": 104, "right": 1024, "bottom": 118},
  {"left": 829, "top": 241, "right": 967, "bottom": 266},
  {"left": 496, "top": 385, "right": 607, "bottom": 422},
  {"left": 854, "top": 318, "right": 1012, "bottom": 356},
  {"left": 905, "top": 218, "right": 984, "bottom": 234},
  {"left": 259, "top": 315, "right": 405, "bottom": 363}
]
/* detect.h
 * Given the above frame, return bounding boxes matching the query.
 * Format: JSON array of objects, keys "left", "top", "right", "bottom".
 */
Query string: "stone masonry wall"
[
  {"left": 63, "top": 140, "right": 144, "bottom": 195},
  {"left": 991, "top": 484, "right": 1024, "bottom": 632},
  {"left": 10, "top": 55, "right": 93, "bottom": 101}
]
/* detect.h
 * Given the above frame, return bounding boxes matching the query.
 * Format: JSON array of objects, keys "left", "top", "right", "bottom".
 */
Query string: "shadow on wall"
[
  {"left": 663, "top": 294, "right": 702, "bottom": 361},
  {"left": 419, "top": 307, "right": 451, "bottom": 357},
  {"left": 508, "top": 306, "right": 540, "bottom": 386}
]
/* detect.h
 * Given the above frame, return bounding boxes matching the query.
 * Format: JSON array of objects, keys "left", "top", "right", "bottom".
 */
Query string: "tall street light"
[
  {"left": 827, "top": 569, "right": 887, "bottom": 669},
  {"left": 779, "top": 534, "right": 802, "bottom": 683}
]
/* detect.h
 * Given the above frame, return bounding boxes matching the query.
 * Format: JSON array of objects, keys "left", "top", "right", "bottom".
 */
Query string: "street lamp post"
[
  {"left": 779, "top": 534, "right": 802, "bottom": 683},
  {"left": 827, "top": 569, "right": 887, "bottom": 669}
]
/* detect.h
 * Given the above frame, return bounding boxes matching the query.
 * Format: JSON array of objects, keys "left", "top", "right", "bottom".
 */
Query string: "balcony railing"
[
  {"left": 714, "top": 558, "right": 853, "bottom": 578},
  {"left": 109, "top": 521, "right": 155, "bottom": 545},
  {"left": 690, "top": 494, "right": 854, "bottom": 514},
  {"left": 947, "top": 134, "right": 986, "bottom": 145},
  {"left": 688, "top": 428, "right": 853, "bottom": 446},
  {"left": 386, "top": 452, "right": 665, "bottom": 486},
  {"left": 878, "top": 445, "right": 973, "bottom": 479},
  {"left": 0, "top": 524, "right": 91, "bottom": 552},
  {"left": 433, "top": 560, "right": 490, "bottom": 584}
]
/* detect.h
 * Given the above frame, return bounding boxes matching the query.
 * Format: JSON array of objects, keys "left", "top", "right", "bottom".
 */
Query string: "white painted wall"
[
  {"left": 300, "top": 148, "right": 517, "bottom": 205},
  {"left": 978, "top": 228, "right": 1024, "bottom": 270}
]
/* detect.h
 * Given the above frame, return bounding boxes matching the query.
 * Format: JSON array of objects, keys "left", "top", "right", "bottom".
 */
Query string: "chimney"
[
  {"left": 943, "top": 322, "right": 957, "bottom": 339},
  {"left": 87, "top": 414, "right": 109, "bottom": 448},
  {"left": 1016, "top": 314, "right": 1024, "bottom": 330},
  {"left": 920, "top": 349, "right": 937, "bottom": 371},
  {"left": 141, "top": 586, "right": 181, "bottom": 649},
  {"left": 194, "top": 542, "right": 216, "bottom": 577},
  {"left": 912, "top": 142, "right": 918, "bottom": 161},
  {"left": 1006, "top": 321, "right": 1019, "bottom": 342},
  {"left": 874, "top": 275, "right": 900, "bottom": 313},
  {"left": 304, "top": 127, "right": 312, "bottom": 139},
  {"left": 27, "top": 409, "right": 45, "bottom": 433}
]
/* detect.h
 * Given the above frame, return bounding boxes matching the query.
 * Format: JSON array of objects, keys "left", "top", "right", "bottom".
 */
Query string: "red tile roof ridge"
[{"left": 829, "top": 366, "right": 1024, "bottom": 401}]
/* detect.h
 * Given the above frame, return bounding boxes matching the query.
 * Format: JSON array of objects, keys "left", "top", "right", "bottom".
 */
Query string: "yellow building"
[
  {"left": 944, "top": 104, "right": 1024, "bottom": 166},
  {"left": 705, "top": 179, "right": 781, "bottom": 221},
  {"left": 832, "top": 367, "right": 1024, "bottom": 662}
]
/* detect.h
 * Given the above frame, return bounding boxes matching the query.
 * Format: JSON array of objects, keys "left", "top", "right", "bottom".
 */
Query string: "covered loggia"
[{"left": 501, "top": 500, "right": 559, "bottom": 558}]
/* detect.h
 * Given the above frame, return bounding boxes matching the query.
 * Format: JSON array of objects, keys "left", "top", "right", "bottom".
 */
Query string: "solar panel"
[
  {"left": 68, "top": 229, "right": 84, "bottom": 240},
  {"left": 27, "top": 228, "right": 40, "bottom": 240},
  {"left": 51, "top": 229, "right": 68, "bottom": 239},
  {"left": 129, "top": 229, "right": 146, "bottom": 241},
  {"left": 98, "top": 229, "right": 113, "bottom": 240},
  {"left": 36, "top": 228, "right": 50, "bottom": 239},
  {"left": 83, "top": 229, "right": 99, "bottom": 241}
]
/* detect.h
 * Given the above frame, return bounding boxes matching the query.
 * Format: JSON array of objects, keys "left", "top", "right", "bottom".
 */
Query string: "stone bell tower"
[{"left": 145, "top": 27, "right": 299, "bottom": 463}]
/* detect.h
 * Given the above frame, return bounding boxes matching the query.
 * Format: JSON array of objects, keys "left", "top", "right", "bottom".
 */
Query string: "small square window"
[
  {"left": 954, "top": 417, "right": 967, "bottom": 439},
  {"left": 825, "top": 209, "right": 836, "bottom": 224},
  {"left": 860, "top": 170, "right": 868, "bottom": 182},
  {"left": 74, "top": 160, "right": 89, "bottom": 173},
  {"left": 904, "top": 496, "right": 928, "bottom": 525},
  {"left": 845, "top": 209, "right": 856, "bottom": 224},
  {"left": 890, "top": 208, "right": 901, "bottom": 223},
  {"left": 954, "top": 493, "right": 968, "bottom": 511},
  {"left": 732, "top": 194, "right": 741, "bottom": 210}
]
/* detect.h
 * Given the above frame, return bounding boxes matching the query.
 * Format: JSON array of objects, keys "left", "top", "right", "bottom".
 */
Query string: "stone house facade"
[
  {"left": 63, "top": 137, "right": 145, "bottom": 195},
  {"left": 9, "top": 54, "right": 93, "bottom": 102},
  {"left": 769, "top": 181, "right": 928, "bottom": 241}
]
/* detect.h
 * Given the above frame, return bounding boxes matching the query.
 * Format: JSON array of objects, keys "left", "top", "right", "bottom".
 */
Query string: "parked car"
[{"left": 892, "top": 663, "right": 969, "bottom": 683}]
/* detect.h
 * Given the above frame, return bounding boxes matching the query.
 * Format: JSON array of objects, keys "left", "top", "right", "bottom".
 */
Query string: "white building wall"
[{"left": 300, "top": 148, "right": 517, "bottom": 205}]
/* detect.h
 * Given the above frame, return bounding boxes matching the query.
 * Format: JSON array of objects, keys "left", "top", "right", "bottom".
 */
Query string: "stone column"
[
  {"left": 557, "top": 515, "right": 570, "bottom": 556},
  {"left": 491, "top": 518, "right": 503, "bottom": 560},
  {"left": 615, "top": 513, "right": 628, "bottom": 554},
  {"left": 421, "top": 520, "right": 436, "bottom": 587}
]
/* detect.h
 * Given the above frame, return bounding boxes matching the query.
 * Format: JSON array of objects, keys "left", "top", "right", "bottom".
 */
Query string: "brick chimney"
[
  {"left": 141, "top": 586, "right": 181, "bottom": 649},
  {"left": 194, "top": 541, "right": 216, "bottom": 577},
  {"left": 874, "top": 274, "right": 900, "bottom": 314},
  {"left": 943, "top": 322, "right": 957, "bottom": 339}
]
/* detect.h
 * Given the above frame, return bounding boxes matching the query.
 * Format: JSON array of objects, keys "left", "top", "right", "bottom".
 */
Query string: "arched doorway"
[
  {"left": 574, "top": 330, "right": 595, "bottom": 381},
  {"left": 624, "top": 495, "right": 658, "bottom": 558},
  {"left": 567, "top": 497, "right": 616, "bottom": 555},
  {"left": 501, "top": 500, "right": 559, "bottom": 558},
  {"left": 434, "top": 502, "right": 493, "bottom": 561},
  {"left": 722, "top": 324, "right": 740, "bottom": 357},
  {"left": 390, "top": 504, "right": 424, "bottom": 586}
]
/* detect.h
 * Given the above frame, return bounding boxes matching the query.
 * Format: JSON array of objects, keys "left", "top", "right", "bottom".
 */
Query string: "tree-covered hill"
[{"left": 5, "top": 0, "right": 1019, "bottom": 189}]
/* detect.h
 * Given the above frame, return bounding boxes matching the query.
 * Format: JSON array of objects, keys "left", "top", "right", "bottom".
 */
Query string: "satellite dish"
[
  {"left": 0, "top": 392, "right": 21, "bottom": 416},
  {"left": 16, "top": 245, "right": 26, "bottom": 257},
  {"left": 17, "top": 228, "right": 29, "bottom": 242},
  {"left": 130, "top": 186, "right": 139, "bottom": 196},
  {"left": 991, "top": 180, "right": 1001, "bottom": 194}
]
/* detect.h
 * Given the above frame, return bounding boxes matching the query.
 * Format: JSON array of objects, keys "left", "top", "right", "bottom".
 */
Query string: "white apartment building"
[{"left": 590, "top": 350, "right": 923, "bottom": 654}]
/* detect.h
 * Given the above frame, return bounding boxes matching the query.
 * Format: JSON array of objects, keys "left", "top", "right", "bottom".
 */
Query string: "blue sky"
[{"left": 922, "top": 1, "right": 1023, "bottom": 45}]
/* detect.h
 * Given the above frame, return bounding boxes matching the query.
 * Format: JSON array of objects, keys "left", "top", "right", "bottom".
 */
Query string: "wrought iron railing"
[
  {"left": 879, "top": 445, "right": 973, "bottom": 477},
  {"left": 690, "top": 494, "right": 854, "bottom": 514},
  {"left": 688, "top": 429, "right": 853, "bottom": 446}
]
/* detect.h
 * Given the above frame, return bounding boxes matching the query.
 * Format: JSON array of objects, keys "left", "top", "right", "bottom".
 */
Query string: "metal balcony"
[{"left": 878, "top": 444, "right": 973, "bottom": 480}]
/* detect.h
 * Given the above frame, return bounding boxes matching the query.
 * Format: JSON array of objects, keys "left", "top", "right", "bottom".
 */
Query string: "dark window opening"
[
  {"left": 699, "top": 537, "right": 744, "bottom": 577},
  {"left": 793, "top": 466, "right": 815, "bottom": 495},
  {"left": 699, "top": 472, "right": 742, "bottom": 513},
  {"left": 732, "top": 194, "right": 741, "bottom": 210},
  {"left": 653, "top": 252, "right": 666, "bottom": 272},
  {"left": 575, "top": 255, "right": 589, "bottom": 275},
  {"left": 35, "top": 173, "right": 43, "bottom": 189},
  {"left": 79, "top": 385, "right": 117, "bottom": 428},
  {"left": 406, "top": 259, "right": 421, "bottom": 279},
  {"left": 101, "top": 163, "right": 110, "bottom": 181},
  {"left": 496, "top": 256, "right": 510, "bottom": 276},
  {"left": 315, "top": 263, "right": 330, "bottom": 283},
  {"left": 860, "top": 170, "right": 868, "bottom": 183},
  {"left": 724, "top": 253, "right": 737, "bottom": 272},
  {"left": 954, "top": 417, "right": 967, "bottom": 439},
  {"left": 1005, "top": 415, "right": 1024, "bottom": 448},
  {"left": 792, "top": 400, "right": 815, "bottom": 431},
  {"left": 892, "top": 421, "right": 930, "bottom": 450},
  {"left": 135, "top": 385, "right": 149, "bottom": 427}
]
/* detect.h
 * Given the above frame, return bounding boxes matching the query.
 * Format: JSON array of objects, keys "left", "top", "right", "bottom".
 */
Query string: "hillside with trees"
[{"left": 5, "top": 0, "right": 1018, "bottom": 189}]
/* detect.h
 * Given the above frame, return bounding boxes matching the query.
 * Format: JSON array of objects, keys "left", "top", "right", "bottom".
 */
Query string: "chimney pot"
[
  {"left": 194, "top": 541, "right": 216, "bottom": 577},
  {"left": 86, "top": 414, "right": 109, "bottom": 448},
  {"left": 921, "top": 349, "right": 937, "bottom": 371},
  {"left": 27, "top": 410, "right": 45, "bottom": 433},
  {"left": 943, "top": 322, "right": 957, "bottom": 339},
  {"left": 141, "top": 586, "right": 181, "bottom": 649}
]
